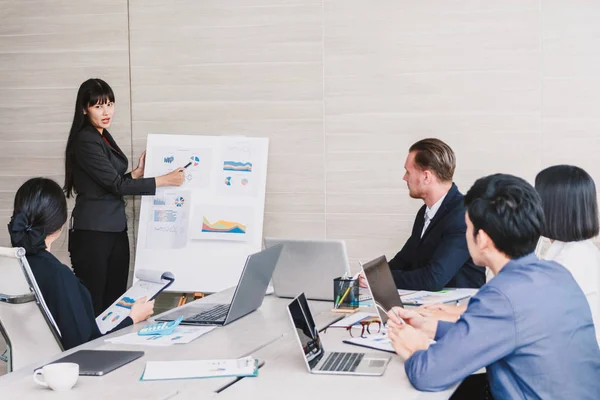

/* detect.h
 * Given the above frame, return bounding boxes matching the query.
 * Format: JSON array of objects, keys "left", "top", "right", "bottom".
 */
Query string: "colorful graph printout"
[
  {"left": 223, "top": 161, "right": 252, "bottom": 172},
  {"left": 201, "top": 218, "right": 247, "bottom": 234},
  {"left": 116, "top": 296, "right": 135, "bottom": 309}
]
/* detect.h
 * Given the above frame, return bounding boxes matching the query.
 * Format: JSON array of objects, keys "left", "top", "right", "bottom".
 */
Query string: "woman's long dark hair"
[
  {"left": 8, "top": 178, "right": 68, "bottom": 254},
  {"left": 535, "top": 165, "right": 599, "bottom": 242},
  {"left": 64, "top": 78, "right": 115, "bottom": 198}
]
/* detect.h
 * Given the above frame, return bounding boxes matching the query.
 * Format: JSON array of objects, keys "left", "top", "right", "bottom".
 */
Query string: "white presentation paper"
[
  {"left": 146, "top": 190, "right": 190, "bottom": 249},
  {"left": 152, "top": 147, "right": 214, "bottom": 189},
  {"left": 96, "top": 270, "right": 174, "bottom": 334},
  {"left": 190, "top": 204, "right": 254, "bottom": 242},
  {"left": 217, "top": 140, "right": 261, "bottom": 197},
  {"left": 135, "top": 135, "right": 269, "bottom": 293}
]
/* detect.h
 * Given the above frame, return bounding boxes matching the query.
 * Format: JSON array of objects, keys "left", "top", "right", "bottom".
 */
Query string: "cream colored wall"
[
  {"left": 1, "top": 1, "right": 599, "bottom": 275},
  {"left": 0, "top": 0, "right": 133, "bottom": 265}
]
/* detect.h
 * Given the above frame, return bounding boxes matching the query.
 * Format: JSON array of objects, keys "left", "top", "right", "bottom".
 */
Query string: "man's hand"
[
  {"left": 417, "top": 308, "right": 460, "bottom": 323},
  {"left": 358, "top": 272, "right": 368, "bottom": 288},
  {"left": 417, "top": 303, "right": 466, "bottom": 322},
  {"left": 420, "top": 303, "right": 467, "bottom": 316},
  {"left": 388, "top": 323, "right": 431, "bottom": 360},
  {"left": 387, "top": 306, "right": 438, "bottom": 340}
]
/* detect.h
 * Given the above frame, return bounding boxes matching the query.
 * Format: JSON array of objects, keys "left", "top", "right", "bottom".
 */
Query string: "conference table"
[{"left": 0, "top": 288, "right": 458, "bottom": 399}]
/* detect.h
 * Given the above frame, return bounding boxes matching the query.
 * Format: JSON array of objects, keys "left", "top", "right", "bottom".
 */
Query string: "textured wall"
[{"left": 1, "top": 1, "right": 599, "bottom": 277}]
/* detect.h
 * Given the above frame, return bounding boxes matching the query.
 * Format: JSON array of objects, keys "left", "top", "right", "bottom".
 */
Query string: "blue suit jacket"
[
  {"left": 405, "top": 254, "right": 600, "bottom": 399},
  {"left": 389, "top": 183, "right": 485, "bottom": 290}
]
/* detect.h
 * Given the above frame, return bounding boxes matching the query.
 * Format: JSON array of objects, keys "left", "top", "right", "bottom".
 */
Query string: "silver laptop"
[
  {"left": 48, "top": 350, "right": 144, "bottom": 376},
  {"left": 264, "top": 238, "right": 351, "bottom": 301},
  {"left": 157, "top": 245, "right": 283, "bottom": 326},
  {"left": 287, "top": 293, "right": 390, "bottom": 376},
  {"left": 361, "top": 255, "right": 404, "bottom": 325}
]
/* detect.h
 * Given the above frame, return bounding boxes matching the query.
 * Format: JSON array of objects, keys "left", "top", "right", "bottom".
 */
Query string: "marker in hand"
[{"left": 183, "top": 162, "right": 192, "bottom": 169}]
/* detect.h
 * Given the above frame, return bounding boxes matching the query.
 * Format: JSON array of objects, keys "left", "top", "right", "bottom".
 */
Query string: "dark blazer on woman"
[
  {"left": 71, "top": 125, "right": 155, "bottom": 232},
  {"left": 27, "top": 250, "right": 132, "bottom": 350},
  {"left": 388, "top": 183, "right": 486, "bottom": 291}
]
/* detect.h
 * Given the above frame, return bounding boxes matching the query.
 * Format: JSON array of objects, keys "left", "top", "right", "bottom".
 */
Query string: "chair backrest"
[{"left": 0, "top": 247, "right": 63, "bottom": 372}]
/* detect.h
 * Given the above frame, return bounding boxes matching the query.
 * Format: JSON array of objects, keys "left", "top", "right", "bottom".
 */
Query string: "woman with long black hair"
[
  {"left": 8, "top": 178, "right": 155, "bottom": 349},
  {"left": 64, "top": 78, "right": 183, "bottom": 316}
]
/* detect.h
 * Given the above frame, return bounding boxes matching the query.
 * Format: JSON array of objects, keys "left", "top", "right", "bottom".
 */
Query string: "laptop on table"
[
  {"left": 287, "top": 293, "right": 390, "bottom": 376},
  {"left": 157, "top": 244, "right": 283, "bottom": 326},
  {"left": 361, "top": 255, "right": 404, "bottom": 324},
  {"left": 264, "top": 238, "right": 351, "bottom": 301},
  {"left": 48, "top": 350, "right": 144, "bottom": 376}
]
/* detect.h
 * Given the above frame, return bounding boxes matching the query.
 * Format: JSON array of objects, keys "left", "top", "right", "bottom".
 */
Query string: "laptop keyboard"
[
  {"left": 189, "top": 304, "right": 230, "bottom": 322},
  {"left": 320, "top": 352, "right": 364, "bottom": 372}
]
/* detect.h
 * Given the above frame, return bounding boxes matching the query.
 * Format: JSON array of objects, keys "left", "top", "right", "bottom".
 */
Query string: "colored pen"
[
  {"left": 334, "top": 294, "right": 341, "bottom": 308},
  {"left": 183, "top": 162, "right": 192, "bottom": 168},
  {"left": 336, "top": 286, "right": 353, "bottom": 308}
]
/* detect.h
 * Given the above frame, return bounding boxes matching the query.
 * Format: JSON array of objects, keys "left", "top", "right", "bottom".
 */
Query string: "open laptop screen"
[
  {"left": 288, "top": 293, "right": 324, "bottom": 369},
  {"left": 363, "top": 255, "right": 403, "bottom": 324}
]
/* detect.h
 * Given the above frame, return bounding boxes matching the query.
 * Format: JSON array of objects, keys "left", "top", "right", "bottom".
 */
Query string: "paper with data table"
[
  {"left": 401, "top": 288, "right": 478, "bottom": 305},
  {"left": 96, "top": 269, "right": 174, "bottom": 334},
  {"left": 135, "top": 135, "right": 269, "bottom": 293},
  {"left": 106, "top": 326, "right": 215, "bottom": 346}
]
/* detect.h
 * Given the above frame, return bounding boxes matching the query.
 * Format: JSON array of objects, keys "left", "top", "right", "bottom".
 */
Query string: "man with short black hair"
[
  {"left": 384, "top": 138, "right": 485, "bottom": 291},
  {"left": 387, "top": 174, "right": 600, "bottom": 399}
]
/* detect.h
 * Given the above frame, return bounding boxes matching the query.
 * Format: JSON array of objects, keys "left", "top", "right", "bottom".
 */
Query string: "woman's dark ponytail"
[{"left": 8, "top": 178, "right": 67, "bottom": 254}]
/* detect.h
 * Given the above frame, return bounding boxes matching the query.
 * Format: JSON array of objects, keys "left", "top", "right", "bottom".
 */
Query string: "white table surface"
[
  {"left": 176, "top": 308, "right": 458, "bottom": 400},
  {"left": 0, "top": 289, "right": 341, "bottom": 399},
  {"left": 0, "top": 291, "right": 460, "bottom": 399}
]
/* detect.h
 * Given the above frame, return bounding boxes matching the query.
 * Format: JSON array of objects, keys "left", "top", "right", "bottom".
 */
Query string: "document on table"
[
  {"left": 344, "top": 334, "right": 435, "bottom": 354},
  {"left": 141, "top": 356, "right": 259, "bottom": 381},
  {"left": 105, "top": 326, "right": 215, "bottom": 346},
  {"left": 401, "top": 288, "right": 478, "bottom": 305},
  {"left": 344, "top": 334, "right": 396, "bottom": 353}
]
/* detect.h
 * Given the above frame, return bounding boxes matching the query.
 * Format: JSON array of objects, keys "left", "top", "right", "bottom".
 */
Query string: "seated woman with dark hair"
[
  {"left": 418, "top": 165, "right": 600, "bottom": 340},
  {"left": 535, "top": 165, "right": 600, "bottom": 341},
  {"left": 7, "top": 178, "right": 154, "bottom": 350}
]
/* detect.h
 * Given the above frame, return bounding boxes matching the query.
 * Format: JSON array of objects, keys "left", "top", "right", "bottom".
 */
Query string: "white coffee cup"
[{"left": 33, "top": 363, "right": 79, "bottom": 391}]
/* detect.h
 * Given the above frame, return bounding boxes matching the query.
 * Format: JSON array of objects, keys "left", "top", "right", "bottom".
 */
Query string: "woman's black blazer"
[{"left": 71, "top": 125, "right": 155, "bottom": 232}]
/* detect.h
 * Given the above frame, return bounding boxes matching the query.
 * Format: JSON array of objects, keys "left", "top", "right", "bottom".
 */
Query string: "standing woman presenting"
[{"left": 64, "top": 78, "right": 184, "bottom": 316}]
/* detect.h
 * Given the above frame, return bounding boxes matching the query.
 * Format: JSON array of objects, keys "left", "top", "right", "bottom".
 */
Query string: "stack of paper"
[
  {"left": 141, "top": 356, "right": 259, "bottom": 381},
  {"left": 105, "top": 326, "right": 215, "bottom": 346},
  {"left": 401, "top": 288, "right": 478, "bottom": 305}
]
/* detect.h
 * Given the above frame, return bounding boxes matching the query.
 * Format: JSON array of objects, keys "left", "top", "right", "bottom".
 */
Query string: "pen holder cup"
[{"left": 333, "top": 278, "right": 359, "bottom": 310}]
